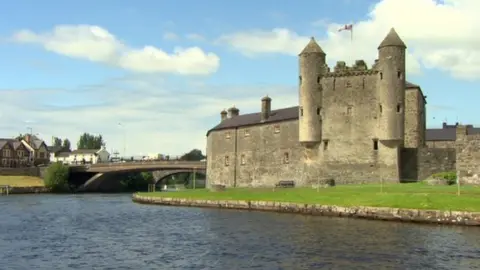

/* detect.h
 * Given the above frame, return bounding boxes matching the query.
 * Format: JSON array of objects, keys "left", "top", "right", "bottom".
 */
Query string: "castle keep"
[{"left": 205, "top": 28, "right": 457, "bottom": 187}]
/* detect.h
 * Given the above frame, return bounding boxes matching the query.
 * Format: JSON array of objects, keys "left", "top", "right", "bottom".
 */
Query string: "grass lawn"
[
  {"left": 138, "top": 183, "right": 480, "bottom": 212},
  {"left": 0, "top": 176, "right": 45, "bottom": 187}
]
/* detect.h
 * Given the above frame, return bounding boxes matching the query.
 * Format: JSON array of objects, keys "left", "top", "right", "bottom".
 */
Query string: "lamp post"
[{"left": 118, "top": 123, "right": 126, "bottom": 158}]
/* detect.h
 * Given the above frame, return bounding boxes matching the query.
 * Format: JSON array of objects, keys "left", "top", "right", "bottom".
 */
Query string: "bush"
[
  {"left": 44, "top": 162, "right": 70, "bottom": 192},
  {"left": 431, "top": 171, "right": 457, "bottom": 185}
]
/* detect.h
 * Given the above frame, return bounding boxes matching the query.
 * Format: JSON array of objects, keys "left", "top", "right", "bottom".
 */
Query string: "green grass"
[
  {"left": 0, "top": 176, "right": 45, "bottom": 187},
  {"left": 137, "top": 182, "right": 480, "bottom": 212}
]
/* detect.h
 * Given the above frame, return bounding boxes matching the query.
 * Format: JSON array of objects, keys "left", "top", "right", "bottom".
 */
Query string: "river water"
[{"left": 0, "top": 194, "right": 479, "bottom": 270}]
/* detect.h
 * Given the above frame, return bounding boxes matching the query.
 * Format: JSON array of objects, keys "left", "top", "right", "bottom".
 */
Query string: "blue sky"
[{"left": 0, "top": 0, "right": 478, "bottom": 156}]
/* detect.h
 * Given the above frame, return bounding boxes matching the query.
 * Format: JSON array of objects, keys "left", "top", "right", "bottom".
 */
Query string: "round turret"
[
  {"left": 220, "top": 109, "right": 228, "bottom": 121},
  {"left": 376, "top": 28, "right": 406, "bottom": 143},
  {"left": 227, "top": 106, "right": 239, "bottom": 118},
  {"left": 298, "top": 37, "right": 326, "bottom": 147}
]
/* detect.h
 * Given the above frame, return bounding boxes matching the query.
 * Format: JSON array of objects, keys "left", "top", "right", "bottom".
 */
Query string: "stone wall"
[
  {"left": 132, "top": 194, "right": 480, "bottom": 226},
  {"left": 456, "top": 126, "right": 480, "bottom": 185},
  {"left": 417, "top": 147, "right": 456, "bottom": 180},
  {"left": 0, "top": 167, "right": 41, "bottom": 176},
  {"left": 426, "top": 140, "right": 455, "bottom": 148}
]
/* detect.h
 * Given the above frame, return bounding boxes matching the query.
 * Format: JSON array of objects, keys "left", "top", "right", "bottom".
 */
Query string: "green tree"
[
  {"left": 119, "top": 172, "right": 152, "bottom": 191},
  {"left": 53, "top": 137, "right": 62, "bottom": 147},
  {"left": 15, "top": 134, "right": 25, "bottom": 140},
  {"left": 62, "top": 139, "right": 71, "bottom": 151},
  {"left": 180, "top": 149, "right": 205, "bottom": 161},
  {"left": 77, "top": 133, "right": 105, "bottom": 149},
  {"left": 44, "top": 162, "right": 70, "bottom": 192}
]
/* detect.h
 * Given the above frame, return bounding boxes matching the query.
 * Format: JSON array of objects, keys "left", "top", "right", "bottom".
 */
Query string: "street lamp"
[{"left": 118, "top": 123, "right": 126, "bottom": 158}]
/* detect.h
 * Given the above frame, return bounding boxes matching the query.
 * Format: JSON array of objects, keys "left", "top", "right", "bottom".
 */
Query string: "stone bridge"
[{"left": 71, "top": 161, "right": 206, "bottom": 192}]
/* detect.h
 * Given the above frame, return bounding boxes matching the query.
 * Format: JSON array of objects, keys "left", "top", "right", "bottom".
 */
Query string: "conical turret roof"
[
  {"left": 378, "top": 28, "right": 406, "bottom": 49},
  {"left": 299, "top": 37, "right": 325, "bottom": 55}
]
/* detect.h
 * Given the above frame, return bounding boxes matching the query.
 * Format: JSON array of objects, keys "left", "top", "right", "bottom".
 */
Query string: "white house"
[
  {"left": 49, "top": 147, "right": 110, "bottom": 165},
  {"left": 68, "top": 147, "right": 110, "bottom": 164}
]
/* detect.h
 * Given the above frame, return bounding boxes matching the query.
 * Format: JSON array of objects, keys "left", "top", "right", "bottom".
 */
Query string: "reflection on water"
[{"left": 0, "top": 194, "right": 479, "bottom": 269}]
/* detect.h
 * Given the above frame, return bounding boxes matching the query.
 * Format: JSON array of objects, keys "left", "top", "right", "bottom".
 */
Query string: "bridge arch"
[
  {"left": 154, "top": 170, "right": 206, "bottom": 186},
  {"left": 76, "top": 168, "right": 206, "bottom": 192}
]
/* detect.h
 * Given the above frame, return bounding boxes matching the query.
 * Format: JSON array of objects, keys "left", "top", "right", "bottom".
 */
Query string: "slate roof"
[
  {"left": 378, "top": 28, "right": 407, "bottom": 49},
  {"left": 0, "top": 138, "right": 23, "bottom": 150},
  {"left": 207, "top": 81, "right": 424, "bottom": 136}
]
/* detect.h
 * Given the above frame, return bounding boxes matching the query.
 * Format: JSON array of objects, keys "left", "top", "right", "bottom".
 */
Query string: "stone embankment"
[
  {"left": 132, "top": 194, "right": 480, "bottom": 226},
  {"left": 1, "top": 186, "right": 50, "bottom": 195}
]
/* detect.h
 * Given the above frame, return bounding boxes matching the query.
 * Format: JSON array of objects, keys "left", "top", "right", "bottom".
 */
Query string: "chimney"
[
  {"left": 25, "top": 134, "right": 31, "bottom": 143},
  {"left": 220, "top": 109, "right": 228, "bottom": 122},
  {"left": 442, "top": 122, "right": 447, "bottom": 129},
  {"left": 228, "top": 106, "right": 239, "bottom": 118},
  {"left": 261, "top": 96, "right": 271, "bottom": 122}
]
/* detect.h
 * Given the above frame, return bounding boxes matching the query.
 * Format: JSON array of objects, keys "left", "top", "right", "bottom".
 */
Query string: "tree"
[
  {"left": 62, "top": 139, "right": 71, "bottom": 151},
  {"left": 44, "top": 162, "right": 70, "bottom": 192},
  {"left": 180, "top": 149, "right": 206, "bottom": 161},
  {"left": 15, "top": 134, "right": 25, "bottom": 140},
  {"left": 53, "top": 137, "right": 62, "bottom": 147},
  {"left": 77, "top": 133, "right": 105, "bottom": 149}
]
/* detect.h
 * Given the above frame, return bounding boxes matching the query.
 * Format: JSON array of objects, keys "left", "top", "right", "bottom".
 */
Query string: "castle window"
[
  {"left": 397, "top": 71, "right": 402, "bottom": 79},
  {"left": 244, "top": 129, "right": 250, "bottom": 137},
  {"left": 300, "top": 107, "right": 303, "bottom": 116},
  {"left": 317, "top": 76, "right": 321, "bottom": 84},
  {"left": 224, "top": 156, "right": 230, "bottom": 166},
  {"left": 323, "top": 140, "right": 329, "bottom": 150},
  {"left": 316, "top": 107, "right": 321, "bottom": 115},
  {"left": 373, "top": 139, "right": 379, "bottom": 150},
  {"left": 379, "top": 104, "right": 383, "bottom": 114},
  {"left": 225, "top": 131, "right": 231, "bottom": 139},
  {"left": 240, "top": 154, "right": 246, "bottom": 165},
  {"left": 283, "top": 152, "right": 289, "bottom": 164},
  {"left": 299, "top": 76, "right": 302, "bottom": 85},
  {"left": 347, "top": 106, "right": 352, "bottom": 116},
  {"left": 333, "top": 78, "right": 336, "bottom": 90},
  {"left": 397, "top": 103, "right": 402, "bottom": 113},
  {"left": 274, "top": 124, "right": 280, "bottom": 134},
  {"left": 362, "top": 77, "right": 366, "bottom": 89},
  {"left": 345, "top": 80, "right": 352, "bottom": 88},
  {"left": 380, "top": 72, "right": 383, "bottom": 80}
]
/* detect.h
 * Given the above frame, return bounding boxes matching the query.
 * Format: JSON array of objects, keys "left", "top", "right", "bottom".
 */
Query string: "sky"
[{"left": 0, "top": 0, "right": 479, "bottom": 157}]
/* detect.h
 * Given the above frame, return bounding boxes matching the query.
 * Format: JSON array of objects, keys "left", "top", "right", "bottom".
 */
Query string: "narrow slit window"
[
  {"left": 379, "top": 104, "right": 383, "bottom": 114},
  {"left": 317, "top": 76, "right": 321, "bottom": 84},
  {"left": 323, "top": 140, "right": 329, "bottom": 150},
  {"left": 347, "top": 106, "right": 352, "bottom": 115},
  {"left": 240, "top": 154, "right": 246, "bottom": 165},
  {"left": 283, "top": 152, "right": 289, "bottom": 164},
  {"left": 316, "top": 107, "right": 321, "bottom": 115},
  {"left": 397, "top": 71, "right": 402, "bottom": 79},
  {"left": 373, "top": 139, "right": 378, "bottom": 150},
  {"left": 299, "top": 76, "right": 302, "bottom": 85},
  {"left": 380, "top": 72, "right": 383, "bottom": 80},
  {"left": 224, "top": 156, "right": 230, "bottom": 166},
  {"left": 300, "top": 107, "right": 303, "bottom": 116},
  {"left": 362, "top": 77, "right": 366, "bottom": 89},
  {"left": 333, "top": 78, "right": 336, "bottom": 90},
  {"left": 397, "top": 103, "right": 401, "bottom": 113}
]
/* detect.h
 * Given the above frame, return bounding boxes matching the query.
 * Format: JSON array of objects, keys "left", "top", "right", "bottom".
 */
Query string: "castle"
[{"left": 205, "top": 28, "right": 467, "bottom": 187}]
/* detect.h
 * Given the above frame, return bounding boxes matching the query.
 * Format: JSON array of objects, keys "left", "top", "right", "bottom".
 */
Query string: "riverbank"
[
  {"left": 0, "top": 175, "right": 50, "bottom": 195},
  {"left": 132, "top": 184, "right": 480, "bottom": 226}
]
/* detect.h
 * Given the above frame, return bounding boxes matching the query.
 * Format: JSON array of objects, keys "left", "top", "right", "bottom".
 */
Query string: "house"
[
  {"left": 0, "top": 138, "right": 30, "bottom": 167},
  {"left": 68, "top": 147, "right": 110, "bottom": 165},
  {"left": 21, "top": 134, "right": 49, "bottom": 166},
  {"left": 47, "top": 146, "right": 71, "bottom": 163}
]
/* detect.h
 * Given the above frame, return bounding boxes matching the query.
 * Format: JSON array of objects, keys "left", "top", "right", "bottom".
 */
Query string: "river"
[{"left": 0, "top": 194, "right": 479, "bottom": 270}]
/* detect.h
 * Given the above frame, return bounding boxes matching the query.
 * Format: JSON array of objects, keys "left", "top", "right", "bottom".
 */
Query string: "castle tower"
[
  {"left": 298, "top": 37, "right": 326, "bottom": 147},
  {"left": 228, "top": 106, "right": 239, "bottom": 118},
  {"left": 376, "top": 28, "right": 406, "bottom": 143}
]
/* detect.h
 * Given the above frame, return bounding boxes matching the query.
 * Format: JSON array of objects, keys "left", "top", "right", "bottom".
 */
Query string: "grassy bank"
[
  {"left": 0, "top": 176, "right": 45, "bottom": 187},
  {"left": 137, "top": 183, "right": 480, "bottom": 212}
]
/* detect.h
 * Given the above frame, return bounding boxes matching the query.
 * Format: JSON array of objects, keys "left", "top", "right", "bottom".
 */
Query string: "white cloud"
[
  {"left": 0, "top": 76, "right": 297, "bottom": 157},
  {"left": 217, "top": 0, "right": 480, "bottom": 80},
  {"left": 185, "top": 33, "right": 206, "bottom": 42},
  {"left": 162, "top": 32, "right": 179, "bottom": 41},
  {"left": 12, "top": 25, "right": 220, "bottom": 75}
]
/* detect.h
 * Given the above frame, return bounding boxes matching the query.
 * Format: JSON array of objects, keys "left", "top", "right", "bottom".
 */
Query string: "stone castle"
[{"left": 205, "top": 28, "right": 477, "bottom": 187}]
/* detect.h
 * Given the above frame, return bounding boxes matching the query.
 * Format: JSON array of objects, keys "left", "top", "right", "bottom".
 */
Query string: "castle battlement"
[{"left": 323, "top": 60, "right": 379, "bottom": 77}]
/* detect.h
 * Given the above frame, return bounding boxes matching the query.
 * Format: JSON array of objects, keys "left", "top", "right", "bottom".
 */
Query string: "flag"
[{"left": 338, "top": 24, "right": 353, "bottom": 32}]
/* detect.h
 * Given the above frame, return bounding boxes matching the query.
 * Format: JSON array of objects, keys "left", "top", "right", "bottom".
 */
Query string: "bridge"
[{"left": 70, "top": 161, "right": 206, "bottom": 192}]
